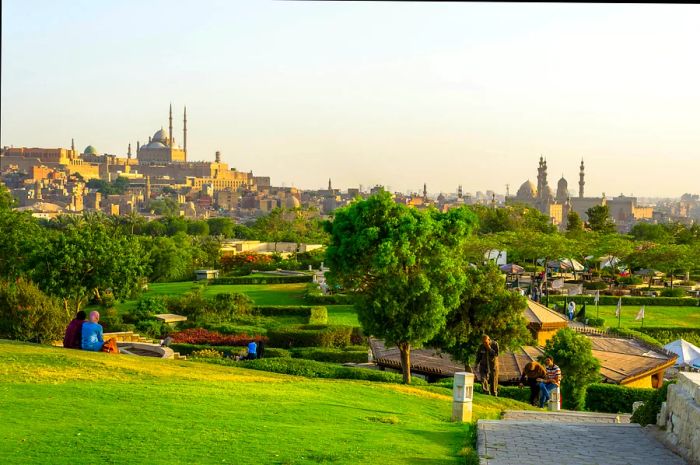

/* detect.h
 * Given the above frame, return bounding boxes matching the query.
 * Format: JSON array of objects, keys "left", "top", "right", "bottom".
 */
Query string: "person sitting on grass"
[
  {"left": 538, "top": 356, "right": 561, "bottom": 408},
  {"left": 246, "top": 340, "right": 257, "bottom": 360},
  {"left": 63, "top": 310, "right": 87, "bottom": 349},
  {"left": 81, "top": 311, "right": 119, "bottom": 354}
]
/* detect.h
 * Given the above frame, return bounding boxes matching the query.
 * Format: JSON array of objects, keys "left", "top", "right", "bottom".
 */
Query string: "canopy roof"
[{"left": 664, "top": 339, "right": 700, "bottom": 367}]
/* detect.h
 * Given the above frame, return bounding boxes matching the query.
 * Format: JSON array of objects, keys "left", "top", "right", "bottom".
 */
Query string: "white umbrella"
[{"left": 664, "top": 339, "right": 700, "bottom": 367}]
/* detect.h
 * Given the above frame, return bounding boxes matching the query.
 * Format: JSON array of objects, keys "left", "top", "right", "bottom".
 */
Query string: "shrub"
[
  {"left": 190, "top": 348, "right": 223, "bottom": 359},
  {"left": 473, "top": 384, "right": 531, "bottom": 404},
  {"left": 290, "top": 346, "right": 368, "bottom": 363},
  {"left": 549, "top": 295, "right": 699, "bottom": 307},
  {"left": 171, "top": 328, "right": 267, "bottom": 346},
  {"left": 584, "top": 281, "right": 608, "bottom": 290},
  {"left": 303, "top": 283, "right": 355, "bottom": 305},
  {"left": 263, "top": 347, "right": 291, "bottom": 358},
  {"left": 99, "top": 306, "right": 124, "bottom": 332},
  {"left": 631, "top": 381, "right": 674, "bottom": 426},
  {"left": 543, "top": 328, "right": 601, "bottom": 410},
  {"left": 608, "top": 328, "right": 663, "bottom": 348},
  {"left": 0, "top": 278, "right": 69, "bottom": 344},
  {"left": 637, "top": 327, "right": 700, "bottom": 347},
  {"left": 308, "top": 306, "right": 328, "bottom": 325},
  {"left": 209, "top": 292, "right": 254, "bottom": 319},
  {"left": 170, "top": 343, "right": 247, "bottom": 357},
  {"left": 584, "top": 383, "right": 656, "bottom": 413},
  {"left": 135, "top": 318, "right": 170, "bottom": 339},
  {"left": 351, "top": 326, "right": 366, "bottom": 345},
  {"left": 124, "top": 296, "right": 167, "bottom": 324},
  {"left": 267, "top": 325, "right": 353, "bottom": 348},
  {"left": 660, "top": 287, "right": 686, "bottom": 298},
  {"left": 227, "top": 357, "right": 427, "bottom": 384},
  {"left": 617, "top": 276, "right": 643, "bottom": 286},
  {"left": 586, "top": 317, "right": 605, "bottom": 327},
  {"left": 212, "top": 275, "right": 312, "bottom": 285}
]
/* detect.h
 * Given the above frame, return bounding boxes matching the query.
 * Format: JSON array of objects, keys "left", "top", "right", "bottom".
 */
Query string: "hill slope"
[{"left": 0, "top": 340, "right": 530, "bottom": 464}]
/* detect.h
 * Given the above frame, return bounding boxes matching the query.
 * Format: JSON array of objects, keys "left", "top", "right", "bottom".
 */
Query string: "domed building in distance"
[{"left": 137, "top": 105, "right": 187, "bottom": 164}]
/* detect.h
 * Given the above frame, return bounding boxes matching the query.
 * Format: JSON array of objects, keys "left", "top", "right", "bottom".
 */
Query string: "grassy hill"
[{"left": 0, "top": 340, "right": 532, "bottom": 465}]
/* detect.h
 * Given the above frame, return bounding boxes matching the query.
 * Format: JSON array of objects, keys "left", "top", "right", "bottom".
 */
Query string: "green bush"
[
  {"left": 124, "top": 296, "right": 167, "bottom": 323},
  {"left": 637, "top": 327, "right": 700, "bottom": 346},
  {"left": 586, "top": 317, "right": 605, "bottom": 327},
  {"left": 617, "top": 276, "right": 643, "bottom": 285},
  {"left": 290, "top": 346, "right": 368, "bottom": 363},
  {"left": 262, "top": 347, "right": 291, "bottom": 358},
  {"left": 549, "top": 295, "right": 699, "bottom": 307},
  {"left": 212, "top": 275, "right": 313, "bottom": 285},
  {"left": 473, "top": 383, "right": 531, "bottom": 404},
  {"left": 308, "top": 306, "right": 328, "bottom": 325},
  {"left": 608, "top": 328, "right": 663, "bottom": 348},
  {"left": 631, "top": 381, "right": 674, "bottom": 426},
  {"left": 99, "top": 306, "right": 124, "bottom": 332},
  {"left": 584, "top": 281, "right": 609, "bottom": 290},
  {"left": 351, "top": 326, "right": 366, "bottom": 345},
  {"left": 222, "top": 357, "right": 427, "bottom": 384},
  {"left": 255, "top": 305, "right": 328, "bottom": 325},
  {"left": 0, "top": 278, "right": 69, "bottom": 344},
  {"left": 584, "top": 383, "right": 656, "bottom": 413},
  {"left": 267, "top": 325, "right": 353, "bottom": 348},
  {"left": 304, "top": 283, "right": 355, "bottom": 305},
  {"left": 660, "top": 287, "right": 686, "bottom": 298},
  {"left": 170, "top": 343, "right": 247, "bottom": 357}
]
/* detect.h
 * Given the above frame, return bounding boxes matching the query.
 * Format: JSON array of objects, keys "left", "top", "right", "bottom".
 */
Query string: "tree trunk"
[{"left": 398, "top": 342, "right": 412, "bottom": 385}]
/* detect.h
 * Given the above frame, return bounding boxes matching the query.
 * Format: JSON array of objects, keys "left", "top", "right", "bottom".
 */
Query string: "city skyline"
[{"left": 2, "top": 1, "right": 699, "bottom": 197}]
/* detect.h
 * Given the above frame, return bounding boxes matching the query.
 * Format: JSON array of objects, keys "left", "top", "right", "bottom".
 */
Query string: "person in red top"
[{"left": 63, "top": 310, "right": 86, "bottom": 349}]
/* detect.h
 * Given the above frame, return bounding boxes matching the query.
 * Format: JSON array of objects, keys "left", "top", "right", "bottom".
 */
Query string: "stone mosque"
[{"left": 506, "top": 157, "right": 650, "bottom": 231}]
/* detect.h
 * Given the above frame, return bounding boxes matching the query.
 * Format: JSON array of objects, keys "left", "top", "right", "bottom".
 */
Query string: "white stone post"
[
  {"left": 548, "top": 386, "right": 561, "bottom": 411},
  {"left": 452, "top": 372, "right": 474, "bottom": 422}
]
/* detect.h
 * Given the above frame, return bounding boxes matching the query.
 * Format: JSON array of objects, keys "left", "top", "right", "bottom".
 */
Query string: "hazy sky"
[{"left": 2, "top": 1, "right": 699, "bottom": 197}]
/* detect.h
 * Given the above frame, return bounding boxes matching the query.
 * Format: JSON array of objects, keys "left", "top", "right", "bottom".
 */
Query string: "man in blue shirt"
[
  {"left": 82, "top": 311, "right": 105, "bottom": 351},
  {"left": 247, "top": 341, "right": 257, "bottom": 360}
]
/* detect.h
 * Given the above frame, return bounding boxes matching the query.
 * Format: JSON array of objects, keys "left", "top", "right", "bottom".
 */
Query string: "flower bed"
[{"left": 171, "top": 328, "right": 267, "bottom": 346}]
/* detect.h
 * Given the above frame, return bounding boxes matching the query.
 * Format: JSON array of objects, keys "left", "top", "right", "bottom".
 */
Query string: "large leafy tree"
[
  {"left": 434, "top": 264, "right": 530, "bottom": 369},
  {"left": 543, "top": 328, "right": 601, "bottom": 410},
  {"left": 586, "top": 205, "right": 617, "bottom": 234},
  {"left": 0, "top": 202, "right": 46, "bottom": 281},
  {"left": 0, "top": 278, "right": 69, "bottom": 343},
  {"left": 31, "top": 218, "right": 148, "bottom": 312},
  {"left": 325, "top": 191, "right": 477, "bottom": 383}
]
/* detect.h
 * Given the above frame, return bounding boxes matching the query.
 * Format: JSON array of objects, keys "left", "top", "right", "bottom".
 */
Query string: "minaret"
[
  {"left": 328, "top": 178, "right": 332, "bottom": 191},
  {"left": 71, "top": 138, "right": 75, "bottom": 158},
  {"left": 458, "top": 185, "right": 463, "bottom": 199},
  {"left": 536, "top": 156, "right": 545, "bottom": 199},
  {"left": 168, "top": 103, "right": 173, "bottom": 147},
  {"left": 183, "top": 106, "right": 187, "bottom": 159},
  {"left": 145, "top": 176, "right": 151, "bottom": 200},
  {"left": 578, "top": 159, "right": 585, "bottom": 198},
  {"left": 128, "top": 143, "right": 132, "bottom": 159},
  {"left": 215, "top": 151, "right": 221, "bottom": 163},
  {"left": 137, "top": 141, "right": 140, "bottom": 156},
  {"left": 423, "top": 183, "right": 427, "bottom": 200}
]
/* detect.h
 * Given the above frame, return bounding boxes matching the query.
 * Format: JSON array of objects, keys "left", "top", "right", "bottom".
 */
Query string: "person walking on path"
[
  {"left": 246, "top": 340, "right": 257, "bottom": 360},
  {"left": 475, "top": 335, "right": 499, "bottom": 396},
  {"left": 519, "top": 360, "right": 547, "bottom": 406},
  {"left": 538, "top": 356, "right": 561, "bottom": 408},
  {"left": 567, "top": 301, "right": 576, "bottom": 321}
]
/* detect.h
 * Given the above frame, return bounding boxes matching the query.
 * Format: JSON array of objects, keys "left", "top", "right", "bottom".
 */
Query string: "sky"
[{"left": 2, "top": 1, "right": 699, "bottom": 198}]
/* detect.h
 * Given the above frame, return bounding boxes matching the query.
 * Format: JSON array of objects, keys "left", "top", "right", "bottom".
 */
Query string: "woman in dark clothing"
[{"left": 63, "top": 310, "right": 86, "bottom": 349}]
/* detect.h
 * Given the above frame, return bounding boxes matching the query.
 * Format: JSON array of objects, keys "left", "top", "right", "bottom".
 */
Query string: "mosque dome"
[
  {"left": 516, "top": 180, "right": 537, "bottom": 199},
  {"left": 284, "top": 196, "right": 301, "bottom": 209},
  {"left": 144, "top": 141, "right": 166, "bottom": 149},
  {"left": 152, "top": 128, "right": 168, "bottom": 143},
  {"left": 83, "top": 145, "right": 98, "bottom": 155}
]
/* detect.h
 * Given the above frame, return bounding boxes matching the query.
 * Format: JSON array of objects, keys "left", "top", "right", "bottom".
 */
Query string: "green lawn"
[
  {"left": 567, "top": 304, "right": 700, "bottom": 328},
  {"left": 0, "top": 340, "right": 531, "bottom": 464},
  {"left": 326, "top": 305, "right": 361, "bottom": 326}
]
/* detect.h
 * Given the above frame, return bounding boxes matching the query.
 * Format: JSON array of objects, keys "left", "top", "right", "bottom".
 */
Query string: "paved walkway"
[
  {"left": 502, "top": 409, "right": 631, "bottom": 424},
  {"left": 478, "top": 420, "right": 687, "bottom": 465}
]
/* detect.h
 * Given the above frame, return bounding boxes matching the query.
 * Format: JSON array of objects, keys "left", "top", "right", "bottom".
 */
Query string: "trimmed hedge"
[
  {"left": 637, "top": 327, "right": 700, "bottom": 346},
  {"left": 584, "top": 383, "right": 656, "bottom": 414},
  {"left": 267, "top": 325, "right": 353, "bottom": 348},
  {"left": 212, "top": 275, "right": 313, "bottom": 285},
  {"left": 263, "top": 347, "right": 291, "bottom": 358},
  {"left": 304, "top": 284, "right": 355, "bottom": 305},
  {"left": 170, "top": 343, "right": 247, "bottom": 356},
  {"left": 474, "top": 384, "right": 531, "bottom": 404},
  {"left": 550, "top": 295, "right": 699, "bottom": 307},
  {"left": 631, "top": 381, "right": 674, "bottom": 426},
  {"left": 290, "top": 346, "right": 368, "bottom": 364},
  {"left": 204, "top": 357, "right": 427, "bottom": 384},
  {"left": 254, "top": 305, "right": 328, "bottom": 325},
  {"left": 586, "top": 317, "right": 605, "bottom": 327},
  {"left": 584, "top": 281, "right": 608, "bottom": 290},
  {"left": 608, "top": 328, "right": 663, "bottom": 348}
]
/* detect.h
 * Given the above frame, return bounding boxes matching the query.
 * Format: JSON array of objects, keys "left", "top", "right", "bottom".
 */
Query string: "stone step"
[{"left": 503, "top": 409, "right": 631, "bottom": 424}]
